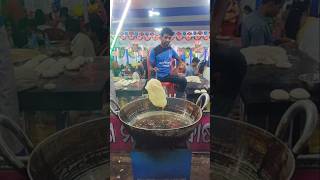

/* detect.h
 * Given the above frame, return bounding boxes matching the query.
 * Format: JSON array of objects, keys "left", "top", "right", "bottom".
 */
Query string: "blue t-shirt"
[
  {"left": 149, "top": 45, "right": 179, "bottom": 78},
  {"left": 186, "top": 65, "right": 196, "bottom": 76},
  {"left": 241, "top": 11, "right": 275, "bottom": 47}
]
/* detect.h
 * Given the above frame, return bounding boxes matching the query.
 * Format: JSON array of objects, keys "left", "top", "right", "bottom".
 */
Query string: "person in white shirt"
[{"left": 66, "top": 19, "right": 96, "bottom": 57}]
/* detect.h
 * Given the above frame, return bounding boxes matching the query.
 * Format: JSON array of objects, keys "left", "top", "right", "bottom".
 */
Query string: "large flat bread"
[
  {"left": 145, "top": 79, "right": 167, "bottom": 108},
  {"left": 66, "top": 56, "right": 86, "bottom": 71},
  {"left": 35, "top": 58, "right": 57, "bottom": 74},
  {"left": 41, "top": 58, "right": 72, "bottom": 78},
  {"left": 240, "top": 46, "right": 292, "bottom": 68},
  {"left": 186, "top": 76, "right": 201, "bottom": 83}
]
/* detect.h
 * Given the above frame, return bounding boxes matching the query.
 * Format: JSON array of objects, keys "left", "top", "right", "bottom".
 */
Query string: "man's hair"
[
  {"left": 261, "top": 0, "right": 284, "bottom": 5},
  {"left": 160, "top": 27, "right": 174, "bottom": 36},
  {"left": 192, "top": 57, "right": 200, "bottom": 64}
]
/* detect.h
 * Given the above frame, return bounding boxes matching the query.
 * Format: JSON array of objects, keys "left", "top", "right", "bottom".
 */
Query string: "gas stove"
[
  {"left": 132, "top": 138, "right": 189, "bottom": 150},
  {"left": 131, "top": 139, "right": 192, "bottom": 180}
]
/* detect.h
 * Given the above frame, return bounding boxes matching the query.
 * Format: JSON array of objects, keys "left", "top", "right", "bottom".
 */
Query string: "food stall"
[{"left": 110, "top": 0, "right": 211, "bottom": 179}]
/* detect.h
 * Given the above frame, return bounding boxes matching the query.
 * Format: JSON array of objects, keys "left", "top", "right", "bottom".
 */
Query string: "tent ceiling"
[{"left": 112, "top": 0, "right": 210, "bottom": 31}]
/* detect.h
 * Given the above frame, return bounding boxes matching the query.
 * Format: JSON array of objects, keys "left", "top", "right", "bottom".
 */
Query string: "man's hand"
[
  {"left": 277, "top": 37, "right": 297, "bottom": 49},
  {"left": 280, "top": 37, "right": 294, "bottom": 43}
]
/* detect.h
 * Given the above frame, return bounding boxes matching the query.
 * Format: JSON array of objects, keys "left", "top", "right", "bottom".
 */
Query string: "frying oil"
[{"left": 130, "top": 111, "right": 193, "bottom": 129}]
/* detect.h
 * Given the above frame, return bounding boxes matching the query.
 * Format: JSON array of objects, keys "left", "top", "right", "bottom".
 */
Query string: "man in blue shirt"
[
  {"left": 241, "top": 0, "right": 295, "bottom": 47},
  {"left": 149, "top": 27, "right": 187, "bottom": 98}
]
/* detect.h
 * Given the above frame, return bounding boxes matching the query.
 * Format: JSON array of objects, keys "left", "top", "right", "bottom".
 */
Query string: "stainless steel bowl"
[{"left": 211, "top": 100, "right": 318, "bottom": 180}]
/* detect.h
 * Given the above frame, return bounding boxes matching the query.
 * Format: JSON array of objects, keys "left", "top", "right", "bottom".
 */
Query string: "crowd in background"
[{"left": 0, "top": 0, "right": 108, "bottom": 56}]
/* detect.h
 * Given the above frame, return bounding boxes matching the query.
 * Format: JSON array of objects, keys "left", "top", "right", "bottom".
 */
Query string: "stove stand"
[{"left": 131, "top": 140, "right": 192, "bottom": 180}]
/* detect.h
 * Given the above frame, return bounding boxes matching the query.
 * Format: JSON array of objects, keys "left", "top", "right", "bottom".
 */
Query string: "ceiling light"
[
  {"left": 148, "top": 9, "right": 160, "bottom": 17},
  {"left": 111, "top": 0, "right": 132, "bottom": 53},
  {"left": 154, "top": 27, "right": 163, "bottom": 32}
]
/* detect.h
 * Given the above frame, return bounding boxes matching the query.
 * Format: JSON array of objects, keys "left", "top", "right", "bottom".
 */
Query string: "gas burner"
[{"left": 132, "top": 139, "right": 188, "bottom": 150}]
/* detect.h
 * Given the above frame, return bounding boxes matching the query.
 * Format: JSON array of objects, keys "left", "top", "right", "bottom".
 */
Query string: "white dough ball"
[
  {"left": 289, "top": 88, "right": 310, "bottom": 100},
  {"left": 270, "top": 89, "right": 290, "bottom": 101}
]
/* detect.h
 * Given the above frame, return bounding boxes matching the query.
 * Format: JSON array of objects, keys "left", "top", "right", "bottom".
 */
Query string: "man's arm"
[
  {"left": 275, "top": 37, "right": 297, "bottom": 48},
  {"left": 149, "top": 49, "right": 156, "bottom": 67},
  {"left": 172, "top": 49, "right": 183, "bottom": 63},
  {"left": 149, "top": 49, "right": 158, "bottom": 72}
]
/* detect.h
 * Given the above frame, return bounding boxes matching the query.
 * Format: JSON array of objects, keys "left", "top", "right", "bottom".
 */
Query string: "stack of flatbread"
[
  {"left": 240, "top": 46, "right": 292, "bottom": 68},
  {"left": 186, "top": 76, "right": 201, "bottom": 83}
]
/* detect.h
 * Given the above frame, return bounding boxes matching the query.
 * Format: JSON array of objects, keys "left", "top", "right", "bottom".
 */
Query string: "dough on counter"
[
  {"left": 145, "top": 78, "right": 167, "bottom": 108},
  {"left": 35, "top": 58, "right": 57, "bottom": 74},
  {"left": 56, "top": 57, "right": 72, "bottom": 67},
  {"left": 33, "top": 54, "right": 48, "bottom": 61},
  {"left": 73, "top": 56, "right": 86, "bottom": 66},
  {"left": 186, "top": 76, "right": 201, "bottom": 83},
  {"left": 132, "top": 72, "right": 140, "bottom": 80},
  {"left": 41, "top": 57, "right": 72, "bottom": 78},
  {"left": 270, "top": 89, "right": 290, "bottom": 101},
  {"left": 201, "top": 89, "right": 207, "bottom": 93},
  {"left": 66, "top": 62, "right": 81, "bottom": 70},
  {"left": 65, "top": 56, "right": 86, "bottom": 71},
  {"left": 289, "top": 88, "right": 310, "bottom": 99},
  {"left": 41, "top": 68, "right": 63, "bottom": 78},
  {"left": 86, "top": 57, "right": 94, "bottom": 63},
  {"left": 276, "top": 61, "right": 293, "bottom": 68},
  {"left": 241, "top": 46, "right": 290, "bottom": 68},
  {"left": 22, "top": 54, "right": 48, "bottom": 69},
  {"left": 43, "top": 83, "right": 56, "bottom": 90}
]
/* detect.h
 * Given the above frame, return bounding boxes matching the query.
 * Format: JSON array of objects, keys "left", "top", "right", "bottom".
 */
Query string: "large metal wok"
[
  {"left": 211, "top": 100, "right": 318, "bottom": 180},
  {"left": 110, "top": 93, "right": 209, "bottom": 146},
  {"left": 0, "top": 115, "right": 109, "bottom": 180}
]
